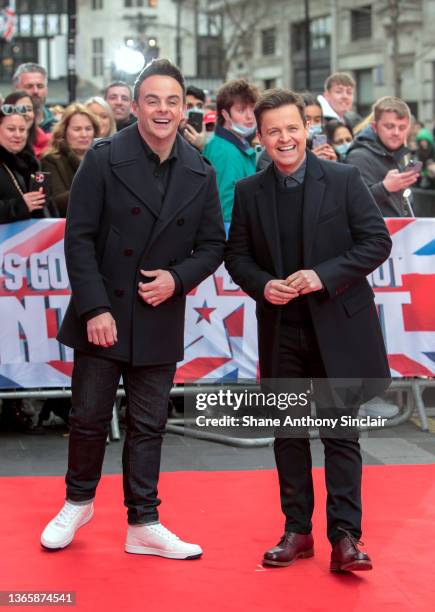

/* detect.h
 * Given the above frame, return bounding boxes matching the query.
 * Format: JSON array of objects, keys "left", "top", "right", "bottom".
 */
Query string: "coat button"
[
  {"left": 177, "top": 218, "right": 184, "bottom": 226},
  {"left": 114, "top": 289, "right": 124, "bottom": 297},
  {"left": 123, "top": 248, "right": 133, "bottom": 256},
  {"left": 169, "top": 258, "right": 177, "bottom": 266},
  {"left": 131, "top": 207, "right": 141, "bottom": 215}
]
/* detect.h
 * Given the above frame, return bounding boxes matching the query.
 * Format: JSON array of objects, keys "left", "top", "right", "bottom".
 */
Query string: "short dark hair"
[
  {"left": 324, "top": 119, "right": 353, "bottom": 144},
  {"left": 103, "top": 81, "right": 132, "bottom": 100},
  {"left": 216, "top": 79, "right": 258, "bottom": 126},
  {"left": 133, "top": 59, "right": 185, "bottom": 102},
  {"left": 186, "top": 85, "right": 205, "bottom": 103},
  {"left": 324, "top": 72, "right": 355, "bottom": 91},
  {"left": 254, "top": 89, "right": 306, "bottom": 133},
  {"left": 300, "top": 91, "right": 321, "bottom": 109}
]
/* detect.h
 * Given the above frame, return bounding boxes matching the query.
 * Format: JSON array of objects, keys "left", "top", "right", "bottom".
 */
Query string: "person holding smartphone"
[
  {"left": 180, "top": 85, "right": 207, "bottom": 152},
  {"left": 346, "top": 96, "right": 418, "bottom": 217}
]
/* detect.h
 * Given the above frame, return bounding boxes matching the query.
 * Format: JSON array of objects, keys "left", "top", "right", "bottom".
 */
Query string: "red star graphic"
[{"left": 194, "top": 300, "right": 216, "bottom": 324}]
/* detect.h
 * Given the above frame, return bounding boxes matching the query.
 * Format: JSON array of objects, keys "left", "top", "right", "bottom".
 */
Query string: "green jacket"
[{"left": 204, "top": 126, "right": 256, "bottom": 222}]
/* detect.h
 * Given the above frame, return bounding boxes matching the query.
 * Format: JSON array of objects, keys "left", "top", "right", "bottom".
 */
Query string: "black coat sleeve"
[
  {"left": 224, "top": 183, "right": 275, "bottom": 301},
  {"left": 313, "top": 165, "right": 392, "bottom": 296},
  {"left": 63, "top": 147, "right": 112, "bottom": 317}
]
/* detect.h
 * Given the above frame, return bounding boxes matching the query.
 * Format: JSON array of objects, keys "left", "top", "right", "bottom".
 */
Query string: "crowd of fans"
[{"left": 0, "top": 61, "right": 434, "bottom": 431}]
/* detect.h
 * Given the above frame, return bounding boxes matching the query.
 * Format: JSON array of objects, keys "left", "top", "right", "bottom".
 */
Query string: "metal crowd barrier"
[{"left": 0, "top": 378, "right": 433, "bottom": 447}]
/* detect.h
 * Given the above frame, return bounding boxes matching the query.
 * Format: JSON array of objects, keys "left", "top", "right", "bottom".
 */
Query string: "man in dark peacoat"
[
  {"left": 225, "top": 89, "right": 392, "bottom": 572},
  {"left": 41, "top": 60, "right": 225, "bottom": 558}
]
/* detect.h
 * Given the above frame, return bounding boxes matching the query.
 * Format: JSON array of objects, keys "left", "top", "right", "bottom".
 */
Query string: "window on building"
[
  {"left": 17, "top": 0, "right": 67, "bottom": 11},
  {"left": 261, "top": 28, "right": 276, "bottom": 56},
  {"left": 197, "top": 36, "right": 223, "bottom": 79},
  {"left": 92, "top": 37, "right": 104, "bottom": 78},
  {"left": 292, "top": 15, "right": 331, "bottom": 52},
  {"left": 264, "top": 78, "right": 276, "bottom": 90},
  {"left": 351, "top": 5, "right": 372, "bottom": 40},
  {"left": 355, "top": 68, "right": 373, "bottom": 116},
  {"left": 124, "top": 0, "right": 156, "bottom": 6},
  {"left": 92, "top": 0, "right": 103, "bottom": 9}
]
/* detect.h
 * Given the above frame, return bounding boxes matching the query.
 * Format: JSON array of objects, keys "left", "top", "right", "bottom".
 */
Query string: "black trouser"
[
  {"left": 66, "top": 351, "right": 176, "bottom": 524},
  {"left": 274, "top": 323, "right": 362, "bottom": 546}
]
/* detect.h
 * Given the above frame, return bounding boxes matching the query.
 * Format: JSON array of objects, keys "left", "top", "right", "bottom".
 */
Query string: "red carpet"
[{"left": 1, "top": 465, "right": 434, "bottom": 611}]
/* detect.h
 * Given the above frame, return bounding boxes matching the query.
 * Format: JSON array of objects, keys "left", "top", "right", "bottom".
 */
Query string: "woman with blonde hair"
[
  {"left": 85, "top": 96, "right": 116, "bottom": 138},
  {"left": 42, "top": 103, "right": 99, "bottom": 216}
]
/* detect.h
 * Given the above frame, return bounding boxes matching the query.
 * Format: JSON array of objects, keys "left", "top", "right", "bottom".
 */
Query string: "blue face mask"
[
  {"left": 308, "top": 124, "right": 323, "bottom": 139},
  {"left": 231, "top": 121, "right": 257, "bottom": 139},
  {"left": 335, "top": 142, "right": 352, "bottom": 157}
]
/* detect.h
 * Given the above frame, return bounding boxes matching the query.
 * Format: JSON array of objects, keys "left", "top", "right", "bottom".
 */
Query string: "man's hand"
[
  {"left": 87, "top": 312, "right": 117, "bottom": 347},
  {"left": 286, "top": 270, "right": 323, "bottom": 295},
  {"left": 23, "top": 188, "right": 46, "bottom": 212},
  {"left": 138, "top": 269, "right": 175, "bottom": 307},
  {"left": 383, "top": 169, "right": 419, "bottom": 193},
  {"left": 312, "top": 143, "right": 337, "bottom": 161},
  {"left": 264, "top": 279, "right": 299, "bottom": 305},
  {"left": 183, "top": 123, "right": 206, "bottom": 151}
]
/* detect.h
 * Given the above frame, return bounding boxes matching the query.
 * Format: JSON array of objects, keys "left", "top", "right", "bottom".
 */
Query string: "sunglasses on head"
[{"left": 1, "top": 103, "right": 33, "bottom": 115}]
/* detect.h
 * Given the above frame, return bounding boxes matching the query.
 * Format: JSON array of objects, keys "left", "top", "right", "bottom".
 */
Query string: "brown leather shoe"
[
  {"left": 330, "top": 528, "right": 372, "bottom": 572},
  {"left": 263, "top": 532, "right": 314, "bottom": 567}
]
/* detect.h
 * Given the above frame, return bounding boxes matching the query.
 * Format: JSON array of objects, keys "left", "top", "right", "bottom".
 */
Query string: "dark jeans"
[
  {"left": 274, "top": 323, "right": 362, "bottom": 546},
  {"left": 66, "top": 350, "right": 176, "bottom": 524}
]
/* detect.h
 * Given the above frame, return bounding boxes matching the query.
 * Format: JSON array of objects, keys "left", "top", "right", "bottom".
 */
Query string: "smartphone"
[
  {"left": 29, "top": 171, "right": 51, "bottom": 195},
  {"left": 402, "top": 159, "right": 422, "bottom": 174},
  {"left": 312, "top": 133, "right": 327, "bottom": 148},
  {"left": 187, "top": 110, "right": 204, "bottom": 133}
]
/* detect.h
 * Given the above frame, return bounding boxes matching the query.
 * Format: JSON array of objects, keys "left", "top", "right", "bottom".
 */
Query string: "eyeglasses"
[{"left": 1, "top": 103, "right": 33, "bottom": 115}]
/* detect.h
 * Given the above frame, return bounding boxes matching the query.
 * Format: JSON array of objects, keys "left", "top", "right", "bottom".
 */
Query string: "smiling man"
[
  {"left": 40, "top": 59, "right": 225, "bottom": 558},
  {"left": 225, "top": 89, "right": 392, "bottom": 572},
  {"left": 104, "top": 80, "right": 137, "bottom": 131},
  {"left": 318, "top": 72, "right": 360, "bottom": 129}
]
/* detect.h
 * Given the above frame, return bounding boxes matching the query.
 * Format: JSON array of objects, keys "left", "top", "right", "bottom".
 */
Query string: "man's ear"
[
  {"left": 257, "top": 129, "right": 263, "bottom": 146},
  {"left": 371, "top": 121, "right": 377, "bottom": 134},
  {"left": 131, "top": 101, "right": 138, "bottom": 118}
]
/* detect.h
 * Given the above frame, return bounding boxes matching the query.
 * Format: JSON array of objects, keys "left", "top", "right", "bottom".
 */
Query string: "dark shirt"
[
  {"left": 115, "top": 114, "right": 137, "bottom": 132},
  {"left": 273, "top": 157, "right": 307, "bottom": 189}
]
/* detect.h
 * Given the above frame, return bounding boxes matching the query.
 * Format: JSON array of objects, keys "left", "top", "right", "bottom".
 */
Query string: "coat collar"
[
  {"left": 109, "top": 125, "right": 207, "bottom": 220},
  {"left": 255, "top": 150, "right": 326, "bottom": 274}
]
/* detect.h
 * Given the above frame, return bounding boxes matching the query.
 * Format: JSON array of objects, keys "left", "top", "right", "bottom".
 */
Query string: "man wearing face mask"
[{"left": 204, "top": 79, "right": 258, "bottom": 222}]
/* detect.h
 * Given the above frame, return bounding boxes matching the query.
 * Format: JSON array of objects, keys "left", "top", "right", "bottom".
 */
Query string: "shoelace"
[
  {"left": 148, "top": 524, "right": 180, "bottom": 542},
  {"left": 337, "top": 526, "right": 364, "bottom": 550},
  {"left": 54, "top": 504, "right": 84, "bottom": 527}
]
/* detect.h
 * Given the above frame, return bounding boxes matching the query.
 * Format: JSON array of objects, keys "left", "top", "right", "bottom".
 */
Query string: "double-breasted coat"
[
  {"left": 225, "top": 151, "right": 392, "bottom": 399},
  {"left": 58, "top": 125, "right": 226, "bottom": 365}
]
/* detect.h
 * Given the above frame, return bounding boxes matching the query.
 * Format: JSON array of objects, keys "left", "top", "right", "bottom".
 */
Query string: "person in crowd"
[
  {"left": 13, "top": 63, "right": 57, "bottom": 133},
  {"left": 104, "top": 81, "right": 136, "bottom": 131},
  {"left": 352, "top": 112, "right": 374, "bottom": 137},
  {"left": 0, "top": 104, "right": 56, "bottom": 431},
  {"left": 407, "top": 116, "right": 423, "bottom": 154},
  {"left": 225, "top": 88, "right": 392, "bottom": 573},
  {"left": 0, "top": 105, "right": 50, "bottom": 223},
  {"left": 181, "top": 85, "right": 207, "bottom": 152},
  {"left": 85, "top": 96, "right": 117, "bottom": 138},
  {"left": 346, "top": 96, "right": 419, "bottom": 217},
  {"left": 204, "top": 79, "right": 258, "bottom": 222},
  {"left": 318, "top": 72, "right": 361, "bottom": 129},
  {"left": 324, "top": 120, "right": 354, "bottom": 162},
  {"left": 41, "top": 103, "right": 99, "bottom": 217},
  {"left": 40, "top": 59, "right": 225, "bottom": 557},
  {"left": 4, "top": 90, "right": 51, "bottom": 158},
  {"left": 415, "top": 127, "right": 435, "bottom": 189},
  {"left": 257, "top": 92, "right": 336, "bottom": 171},
  {"left": 204, "top": 109, "right": 217, "bottom": 145},
  {"left": 49, "top": 105, "right": 65, "bottom": 123}
]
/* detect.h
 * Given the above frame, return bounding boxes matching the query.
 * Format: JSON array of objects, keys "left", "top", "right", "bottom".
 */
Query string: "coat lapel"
[
  {"left": 256, "top": 164, "right": 283, "bottom": 277},
  {"left": 302, "top": 150, "right": 326, "bottom": 266},
  {"left": 110, "top": 125, "right": 161, "bottom": 218}
]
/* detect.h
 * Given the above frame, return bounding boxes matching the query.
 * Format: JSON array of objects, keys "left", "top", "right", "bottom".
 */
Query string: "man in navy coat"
[
  {"left": 41, "top": 60, "right": 225, "bottom": 558},
  {"left": 225, "top": 89, "right": 392, "bottom": 572}
]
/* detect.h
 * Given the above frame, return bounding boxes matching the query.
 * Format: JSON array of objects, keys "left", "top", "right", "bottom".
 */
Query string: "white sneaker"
[
  {"left": 40, "top": 501, "right": 94, "bottom": 550},
  {"left": 359, "top": 397, "right": 400, "bottom": 419},
  {"left": 125, "top": 522, "right": 202, "bottom": 559}
]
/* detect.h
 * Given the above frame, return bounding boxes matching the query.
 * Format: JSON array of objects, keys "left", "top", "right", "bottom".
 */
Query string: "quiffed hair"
[
  {"left": 216, "top": 79, "right": 258, "bottom": 126},
  {"left": 254, "top": 89, "right": 306, "bottom": 133},
  {"left": 133, "top": 59, "right": 185, "bottom": 102},
  {"left": 372, "top": 96, "right": 411, "bottom": 122},
  {"left": 324, "top": 72, "right": 355, "bottom": 91},
  {"left": 186, "top": 85, "right": 206, "bottom": 103}
]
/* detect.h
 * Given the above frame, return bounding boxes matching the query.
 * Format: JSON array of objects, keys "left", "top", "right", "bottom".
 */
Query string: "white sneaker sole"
[
  {"left": 124, "top": 543, "right": 202, "bottom": 559},
  {"left": 41, "top": 508, "right": 94, "bottom": 550}
]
